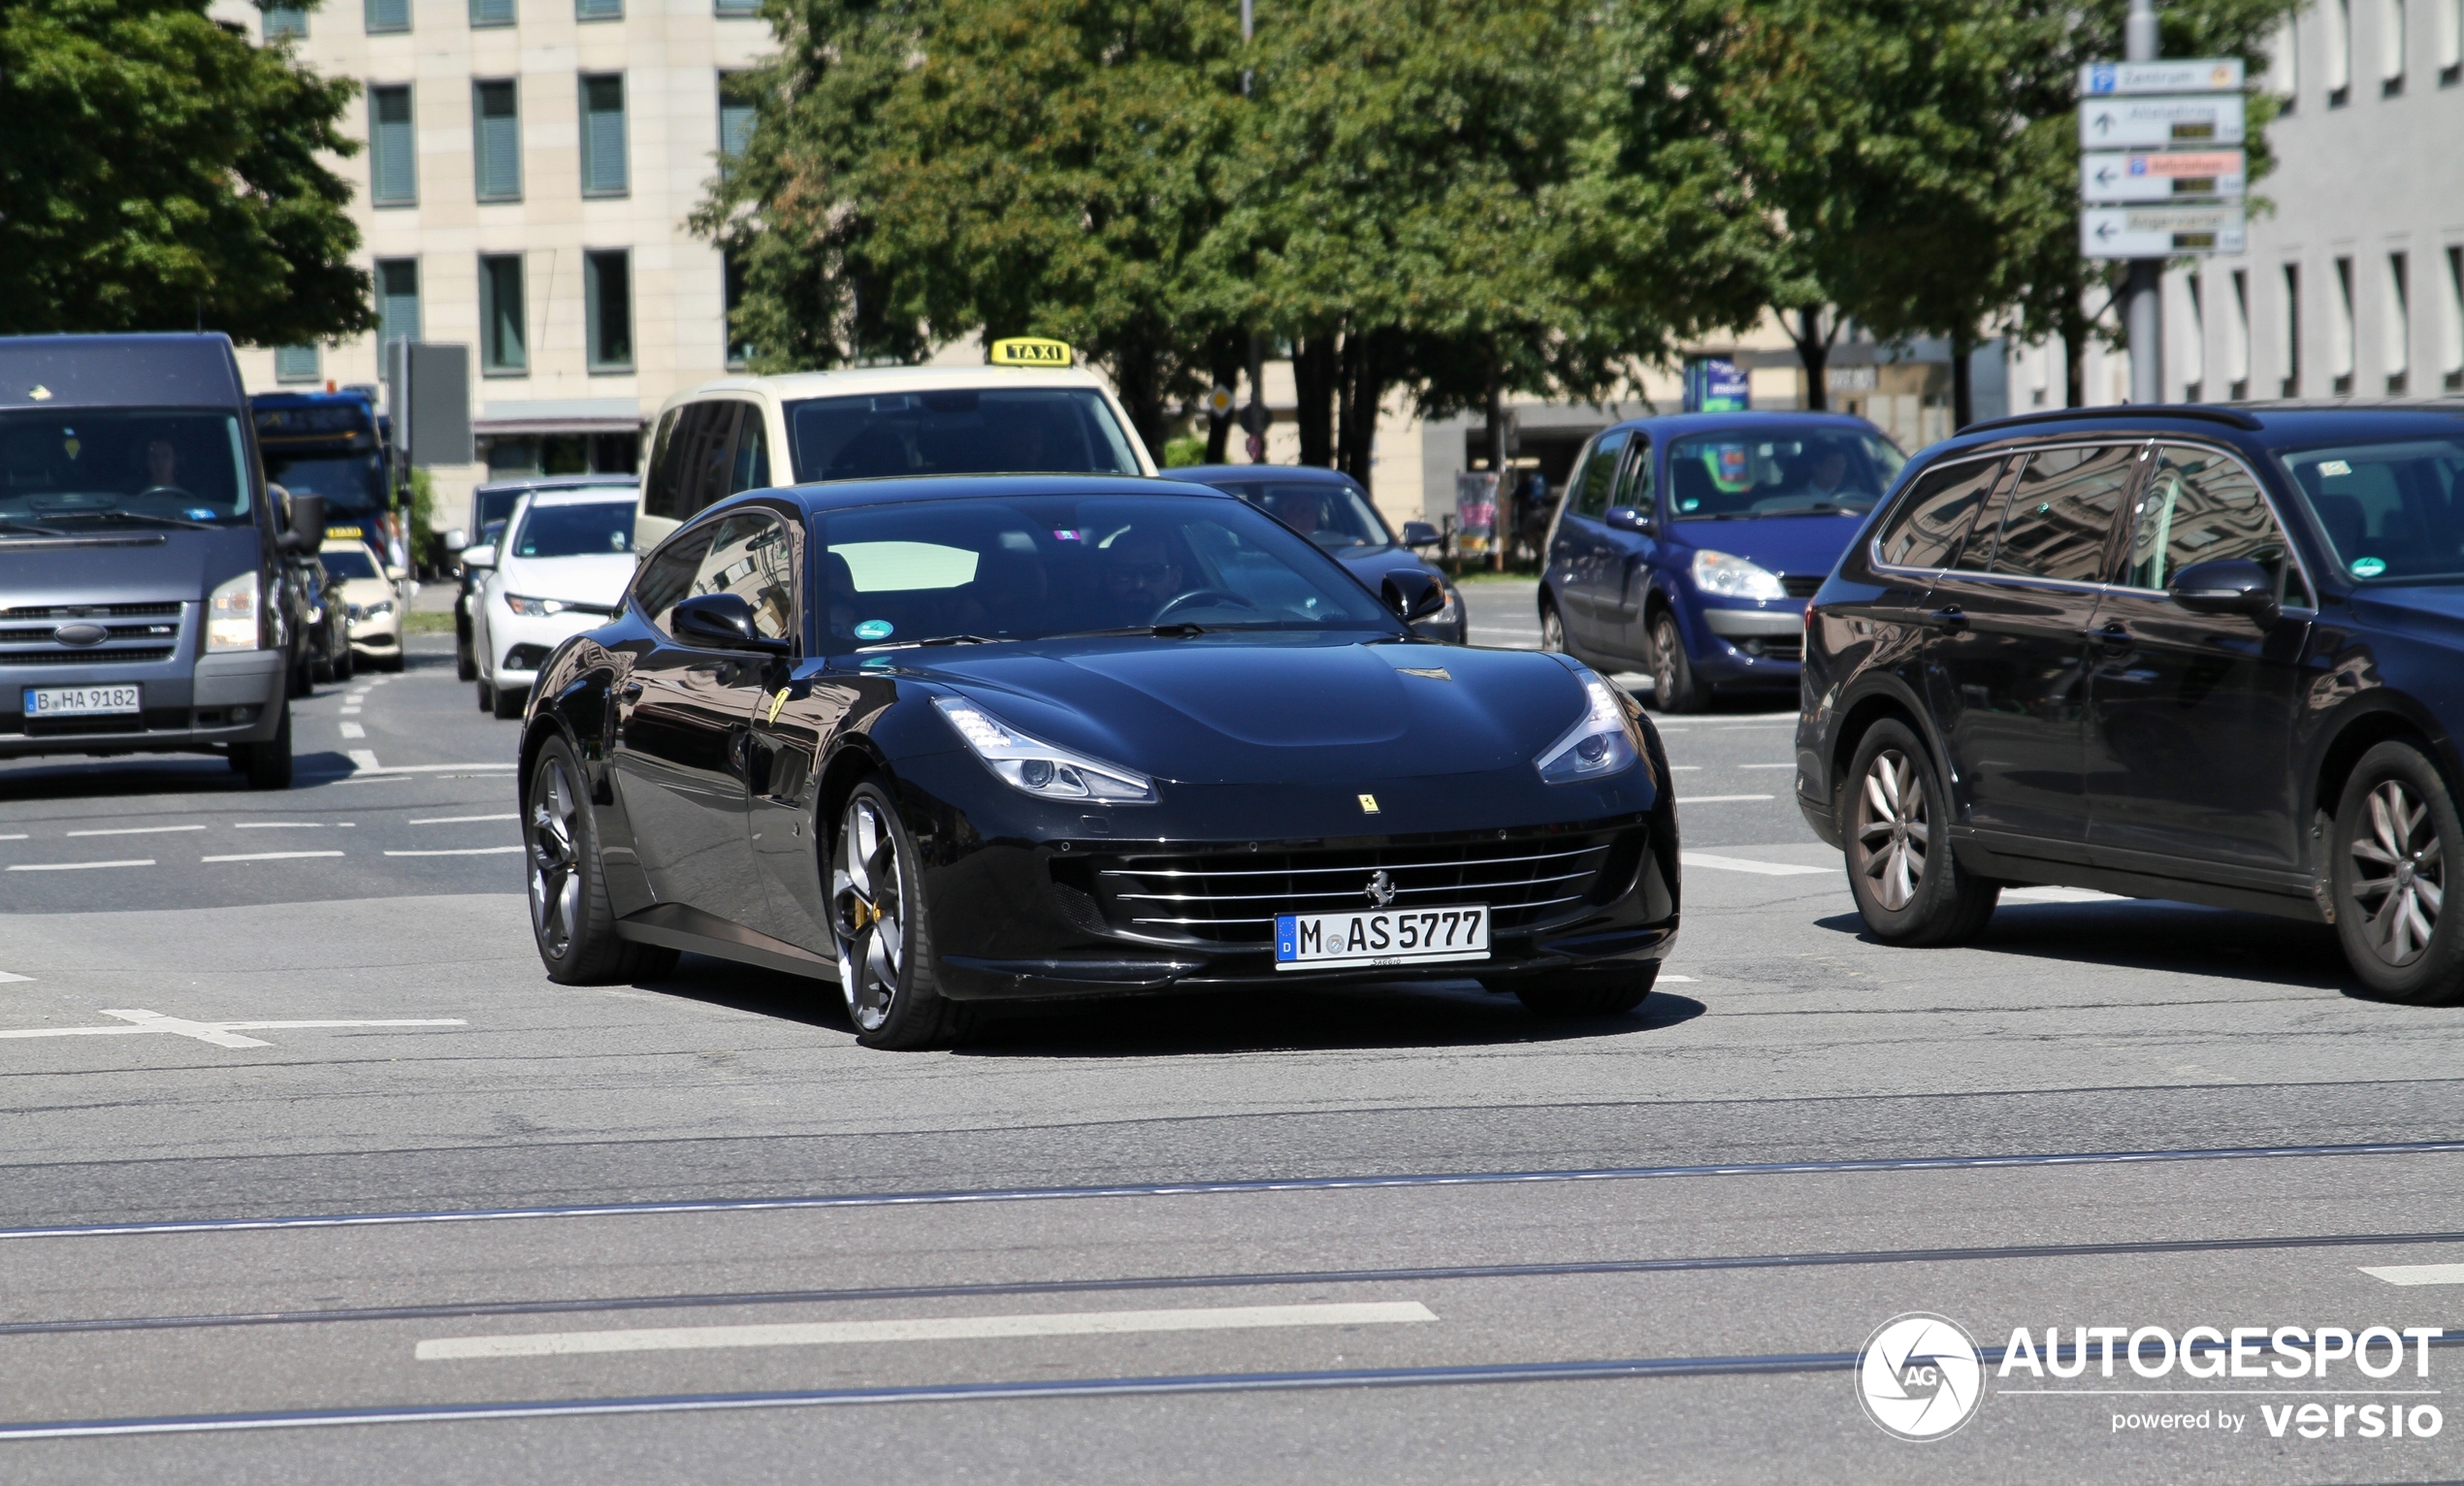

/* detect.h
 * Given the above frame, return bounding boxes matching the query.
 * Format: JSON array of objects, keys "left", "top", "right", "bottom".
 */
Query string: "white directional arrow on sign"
[
  {"left": 2077, "top": 94, "right": 2246, "bottom": 148},
  {"left": 2081, "top": 206, "right": 2247, "bottom": 259},
  {"left": 2081, "top": 150, "right": 2246, "bottom": 203}
]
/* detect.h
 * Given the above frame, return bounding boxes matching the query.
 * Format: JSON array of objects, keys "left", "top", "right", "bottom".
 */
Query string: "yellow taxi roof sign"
[{"left": 989, "top": 338, "right": 1074, "bottom": 368}]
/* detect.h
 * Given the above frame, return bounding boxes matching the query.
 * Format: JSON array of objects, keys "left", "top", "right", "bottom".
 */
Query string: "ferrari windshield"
[
  {"left": 0, "top": 408, "right": 253, "bottom": 533},
  {"left": 2279, "top": 437, "right": 2464, "bottom": 583},
  {"left": 1667, "top": 427, "right": 1906, "bottom": 518},
  {"left": 818, "top": 494, "right": 1395, "bottom": 650},
  {"left": 788, "top": 389, "right": 1142, "bottom": 482}
]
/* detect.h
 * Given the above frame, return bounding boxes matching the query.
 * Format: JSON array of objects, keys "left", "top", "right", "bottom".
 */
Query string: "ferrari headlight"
[
  {"left": 1535, "top": 665, "right": 1639, "bottom": 785},
  {"left": 1691, "top": 549, "right": 1788, "bottom": 600},
  {"left": 934, "top": 696, "right": 1156, "bottom": 804},
  {"left": 208, "top": 571, "right": 260, "bottom": 652},
  {"left": 503, "top": 594, "right": 568, "bottom": 617}
]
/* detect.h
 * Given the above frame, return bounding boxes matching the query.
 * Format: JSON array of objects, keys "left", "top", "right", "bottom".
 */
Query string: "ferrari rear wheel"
[
  {"left": 833, "top": 780, "right": 970, "bottom": 1050},
  {"left": 527, "top": 737, "right": 676, "bottom": 985}
]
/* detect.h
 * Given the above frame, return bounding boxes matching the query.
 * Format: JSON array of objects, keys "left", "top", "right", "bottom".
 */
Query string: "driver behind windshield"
[
  {"left": 145, "top": 438, "right": 181, "bottom": 493},
  {"left": 1099, "top": 530, "right": 1184, "bottom": 627}
]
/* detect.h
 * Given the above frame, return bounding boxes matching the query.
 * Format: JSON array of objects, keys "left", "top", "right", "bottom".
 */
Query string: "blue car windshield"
[
  {"left": 2279, "top": 438, "right": 2464, "bottom": 583},
  {"left": 0, "top": 408, "right": 253, "bottom": 533},
  {"left": 818, "top": 494, "right": 1396, "bottom": 650},
  {"left": 1667, "top": 428, "right": 1906, "bottom": 519},
  {"left": 1216, "top": 480, "right": 1394, "bottom": 550}
]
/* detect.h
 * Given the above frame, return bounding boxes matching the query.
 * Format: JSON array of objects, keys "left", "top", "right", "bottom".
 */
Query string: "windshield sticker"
[
  {"left": 61, "top": 436, "right": 80, "bottom": 460},
  {"left": 2351, "top": 556, "right": 2387, "bottom": 578},
  {"left": 185, "top": 508, "right": 214, "bottom": 521},
  {"left": 1054, "top": 529, "right": 1085, "bottom": 542},
  {"left": 2318, "top": 460, "right": 2353, "bottom": 477},
  {"left": 854, "top": 619, "right": 894, "bottom": 641},
  {"left": 1680, "top": 499, "right": 1702, "bottom": 511}
]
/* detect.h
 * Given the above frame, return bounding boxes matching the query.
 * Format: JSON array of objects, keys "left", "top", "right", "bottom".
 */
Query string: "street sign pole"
[{"left": 2123, "top": 0, "right": 2162, "bottom": 406}]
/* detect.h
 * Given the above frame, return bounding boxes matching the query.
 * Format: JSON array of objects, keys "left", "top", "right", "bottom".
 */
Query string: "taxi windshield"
[
  {"left": 512, "top": 501, "right": 637, "bottom": 558},
  {"left": 319, "top": 545, "right": 383, "bottom": 580},
  {"left": 1667, "top": 427, "right": 1906, "bottom": 519},
  {"left": 0, "top": 408, "right": 254, "bottom": 533},
  {"left": 1220, "top": 481, "right": 1393, "bottom": 550},
  {"left": 818, "top": 494, "right": 1395, "bottom": 650},
  {"left": 787, "top": 389, "right": 1141, "bottom": 482},
  {"left": 2279, "top": 437, "right": 2464, "bottom": 583}
]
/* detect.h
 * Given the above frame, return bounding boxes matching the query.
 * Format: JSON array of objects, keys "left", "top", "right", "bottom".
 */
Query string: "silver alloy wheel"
[
  {"left": 527, "top": 757, "right": 584, "bottom": 959},
  {"left": 1540, "top": 605, "right": 1566, "bottom": 653},
  {"left": 1651, "top": 616, "right": 1681, "bottom": 700},
  {"left": 2350, "top": 778, "right": 2444, "bottom": 966},
  {"left": 1855, "top": 748, "right": 1929, "bottom": 912},
  {"left": 833, "top": 794, "right": 904, "bottom": 1032}
]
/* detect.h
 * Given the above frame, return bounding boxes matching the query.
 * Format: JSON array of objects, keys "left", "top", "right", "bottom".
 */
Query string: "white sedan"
[
  {"left": 318, "top": 537, "right": 411, "bottom": 672},
  {"left": 470, "top": 489, "right": 640, "bottom": 720}
]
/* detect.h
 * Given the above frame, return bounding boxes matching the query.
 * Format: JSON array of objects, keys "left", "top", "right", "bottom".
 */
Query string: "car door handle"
[
  {"left": 1921, "top": 606, "right": 1968, "bottom": 631},
  {"left": 2081, "top": 623, "right": 2132, "bottom": 651}
]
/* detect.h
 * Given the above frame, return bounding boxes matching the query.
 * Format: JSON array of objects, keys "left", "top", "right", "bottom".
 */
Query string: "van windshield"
[
  {"left": 787, "top": 389, "right": 1142, "bottom": 482},
  {"left": 0, "top": 409, "right": 253, "bottom": 534}
]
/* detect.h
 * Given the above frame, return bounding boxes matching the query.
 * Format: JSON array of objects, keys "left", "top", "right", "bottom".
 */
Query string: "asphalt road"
[{"left": 4, "top": 619, "right": 2462, "bottom": 1484}]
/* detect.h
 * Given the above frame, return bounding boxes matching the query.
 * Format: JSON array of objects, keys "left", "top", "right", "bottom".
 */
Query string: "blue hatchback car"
[{"left": 1540, "top": 413, "right": 1906, "bottom": 711}]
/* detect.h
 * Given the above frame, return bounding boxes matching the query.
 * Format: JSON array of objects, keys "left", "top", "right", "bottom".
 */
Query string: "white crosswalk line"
[{"left": 1680, "top": 852, "right": 1831, "bottom": 877}]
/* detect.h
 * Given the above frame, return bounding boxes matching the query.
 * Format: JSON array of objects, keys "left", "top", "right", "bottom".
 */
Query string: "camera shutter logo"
[{"left": 1856, "top": 1313, "right": 1984, "bottom": 1440}]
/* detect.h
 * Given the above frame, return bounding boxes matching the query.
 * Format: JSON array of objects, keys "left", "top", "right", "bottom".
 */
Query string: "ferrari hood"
[{"left": 900, "top": 634, "right": 1594, "bottom": 786}]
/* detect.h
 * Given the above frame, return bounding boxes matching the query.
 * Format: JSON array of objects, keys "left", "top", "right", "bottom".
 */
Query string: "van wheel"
[
  {"left": 241, "top": 702, "right": 294, "bottom": 791},
  {"left": 1646, "top": 612, "right": 1707, "bottom": 714},
  {"left": 2332, "top": 741, "right": 2464, "bottom": 1003},
  {"left": 1842, "top": 719, "right": 1997, "bottom": 945}
]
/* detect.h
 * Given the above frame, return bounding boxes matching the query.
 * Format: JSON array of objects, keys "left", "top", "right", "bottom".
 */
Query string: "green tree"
[
  {"left": 0, "top": 0, "right": 371, "bottom": 343},
  {"left": 698, "top": 0, "right": 1244, "bottom": 451}
]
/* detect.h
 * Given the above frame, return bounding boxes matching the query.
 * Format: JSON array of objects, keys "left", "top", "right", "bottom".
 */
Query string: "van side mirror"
[
  {"left": 278, "top": 493, "right": 325, "bottom": 554},
  {"left": 2170, "top": 557, "right": 2280, "bottom": 625},
  {"left": 1380, "top": 568, "right": 1446, "bottom": 624},
  {"left": 1400, "top": 520, "right": 1442, "bottom": 549},
  {"left": 672, "top": 593, "right": 793, "bottom": 656}
]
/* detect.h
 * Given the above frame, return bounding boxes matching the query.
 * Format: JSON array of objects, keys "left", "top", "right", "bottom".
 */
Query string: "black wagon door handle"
[
  {"left": 1924, "top": 606, "right": 1968, "bottom": 631},
  {"left": 2081, "top": 622, "right": 2132, "bottom": 651}
]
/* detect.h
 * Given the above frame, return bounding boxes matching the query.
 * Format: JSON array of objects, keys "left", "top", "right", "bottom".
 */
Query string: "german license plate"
[
  {"left": 1274, "top": 904, "right": 1489, "bottom": 971},
  {"left": 23, "top": 684, "right": 142, "bottom": 718}
]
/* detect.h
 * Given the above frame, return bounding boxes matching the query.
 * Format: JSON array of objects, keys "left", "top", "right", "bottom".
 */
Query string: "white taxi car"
[
  {"left": 634, "top": 338, "right": 1153, "bottom": 548},
  {"left": 469, "top": 487, "right": 639, "bottom": 719},
  {"left": 318, "top": 536, "right": 411, "bottom": 672}
]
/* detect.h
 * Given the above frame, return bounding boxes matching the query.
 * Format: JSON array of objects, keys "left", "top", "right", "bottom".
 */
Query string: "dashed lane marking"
[
  {"left": 416, "top": 1301, "right": 1439, "bottom": 1362},
  {"left": 5, "top": 859, "right": 153, "bottom": 872},
  {"left": 384, "top": 847, "right": 522, "bottom": 857},
  {"left": 0, "top": 1010, "right": 466, "bottom": 1050},
  {"left": 340, "top": 723, "right": 366, "bottom": 739},
  {"left": 233, "top": 822, "right": 328, "bottom": 829},
  {"left": 2360, "top": 1264, "right": 2464, "bottom": 1285},
  {"left": 0, "top": 971, "right": 31, "bottom": 984},
  {"left": 1679, "top": 852, "right": 1829, "bottom": 877},
  {"left": 408, "top": 815, "right": 519, "bottom": 825},
  {"left": 1676, "top": 794, "right": 1774, "bottom": 804},
  {"left": 199, "top": 852, "right": 345, "bottom": 864},
  {"left": 63, "top": 825, "right": 204, "bottom": 838}
]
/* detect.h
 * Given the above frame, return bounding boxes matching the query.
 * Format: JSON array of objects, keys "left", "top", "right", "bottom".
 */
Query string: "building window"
[
  {"left": 719, "top": 73, "right": 757, "bottom": 160},
  {"left": 2333, "top": 256, "right": 2357, "bottom": 394},
  {"left": 2269, "top": 12, "right": 2300, "bottom": 106},
  {"left": 2385, "top": 0, "right": 2409, "bottom": 94},
  {"left": 369, "top": 84, "right": 417, "bottom": 207},
  {"left": 264, "top": 5, "right": 308, "bottom": 40},
  {"left": 2181, "top": 274, "right": 2206, "bottom": 404},
  {"left": 275, "top": 345, "right": 320, "bottom": 383},
  {"left": 724, "top": 249, "right": 755, "bottom": 370},
  {"left": 2386, "top": 252, "right": 2412, "bottom": 393},
  {"left": 2282, "top": 263, "right": 2303, "bottom": 396},
  {"left": 578, "top": 0, "right": 621, "bottom": 17},
  {"left": 480, "top": 255, "right": 528, "bottom": 374},
  {"left": 2439, "top": 0, "right": 2463, "bottom": 82},
  {"left": 376, "top": 258, "right": 422, "bottom": 348},
  {"left": 715, "top": 0, "right": 761, "bottom": 16},
  {"left": 470, "top": 0, "right": 514, "bottom": 27},
  {"left": 473, "top": 81, "right": 522, "bottom": 202},
  {"left": 2228, "top": 269, "right": 2252, "bottom": 401},
  {"left": 365, "top": 0, "right": 409, "bottom": 32},
  {"left": 2329, "top": 0, "right": 2353, "bottom": 103},
  {"left": 2445, "top": 246, "right": 2464, "bottom": 389},
  {"left": 579, "top": 75, "right": 629, "bottom": 198},
  {"left": 585, "top": 250, "right": 633, "bottom": 372}
]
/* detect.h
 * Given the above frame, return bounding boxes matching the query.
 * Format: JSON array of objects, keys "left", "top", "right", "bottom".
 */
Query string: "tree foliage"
[{"left": 0, "top": 0, "right": 372, "bottom": 344}]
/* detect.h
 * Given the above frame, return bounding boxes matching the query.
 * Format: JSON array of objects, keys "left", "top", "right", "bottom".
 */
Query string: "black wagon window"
[
  {"left": 1874, "top": 457, "right": 2004, "bottom": 570},
  {"left": 2123, "top": 446, "right": 2307, "bottom": 604},
  {"left": 1988, "top": 444, "right": 2141, "bottom": 584}
]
